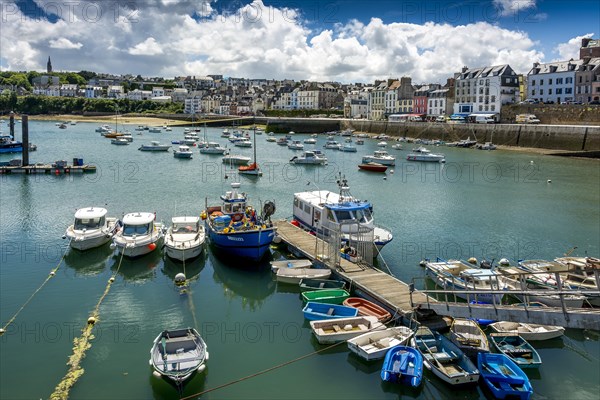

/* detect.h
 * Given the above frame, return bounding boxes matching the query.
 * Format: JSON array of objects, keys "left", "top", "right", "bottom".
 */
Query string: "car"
[
  {"left": 589, "top": 100, "right": 600, "bottom": 105},
  {"left": 519, "top": 99, "right": 539, "bottom": 104}
]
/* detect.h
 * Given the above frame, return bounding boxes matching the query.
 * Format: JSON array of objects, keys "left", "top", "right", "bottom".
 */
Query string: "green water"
[{"left": 0, "top": 121, "right": 599, "bottom": 399}]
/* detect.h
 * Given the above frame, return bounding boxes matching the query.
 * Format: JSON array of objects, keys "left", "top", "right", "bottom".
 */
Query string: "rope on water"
[
  {"left": 0, "top": 238, "right": 72, "bottom": 336},
  {"left": 49, "top": 248, "right": 126, "bottom": 400},
  {"left": 179, "top": 339, "right": 348, "bottom": 400}
]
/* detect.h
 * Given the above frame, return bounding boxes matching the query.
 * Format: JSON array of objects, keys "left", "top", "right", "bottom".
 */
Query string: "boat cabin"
[
  {"left": 219, "top": 183, "right": 248, "bottom": 214},
  {"left": 73, "top": 207, "right": 108, "bottom": 230},
  {"left": 171, "top": 217, "right": 200, "bottom": 234},
  {"left": 122, "top": 212, "right": 156, "bottom": 236},
  {"left": 459, "top": 269, "right": 499, "bottom": 287}
]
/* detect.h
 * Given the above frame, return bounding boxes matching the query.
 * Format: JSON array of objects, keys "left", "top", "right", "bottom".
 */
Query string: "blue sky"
[{"left": 1, "top": 0, "right": 598, "bottom": 82}]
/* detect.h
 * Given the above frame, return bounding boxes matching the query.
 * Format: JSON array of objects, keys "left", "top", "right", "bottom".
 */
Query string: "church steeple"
[{"left": 47, "top": 56, "right": 52, "bottom": 73}]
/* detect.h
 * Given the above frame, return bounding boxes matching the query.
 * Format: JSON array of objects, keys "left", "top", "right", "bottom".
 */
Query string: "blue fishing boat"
[
  {"left": 478, "top": 353, "right": 533, "bottom": 400},
  {"left": 489, "top": 334, "right": 542, "bottom": 369},
  {"left": 380, "top": 345, "right": 423, "bottom": 387},
  {"left": 302, "top": 301, "right": 358, "bottom": 321},
  {"left": 0, "top": 135, "right": 23, "bottom": 153},
  {"left": 202, "top": 182, "right": 276, "bottom": 261}
]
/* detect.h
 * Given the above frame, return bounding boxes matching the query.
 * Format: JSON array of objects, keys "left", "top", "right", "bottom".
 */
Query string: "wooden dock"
[
  {"left": 274, "top": 220, "right": 432, "bottom": 316},
  {"left": 0, "top": 164, "right": 96, "bottom": 174}
]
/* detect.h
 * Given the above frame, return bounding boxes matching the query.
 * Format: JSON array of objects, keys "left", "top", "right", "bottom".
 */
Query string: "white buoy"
[
  {"left": 109, "top": 243, "right": 116, "bottom": 250},
  {"left": 175, "top": 273, "right": 186, "bottom": 285},
  {"left": 547, "top": 179, "right": 552, "bottom": 183},
  {"left": 530, "top": 161, "right": 534, "bottom": 164},
  {"left": 0, "top": 328, "right": 5, "bottom": 335},
  {"left": 383, "top": 176, "right": 387, "bottom": 180},
  {"left": 272, "top": 235, "right": 282, "bottom": 244},
  {"left": 499, "top": 258, "right": 510, "bottom": 266},
  {"left": 152, "top": 371, "right": 161, "bottom": 378},
  {"left": 390, "top": 169, "right": 394, "bottom": 174}
]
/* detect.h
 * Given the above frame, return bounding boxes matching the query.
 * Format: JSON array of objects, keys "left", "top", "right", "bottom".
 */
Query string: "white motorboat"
[
  {"left": 290, "top": 150, "right": 328, "bottom": 165},
  {"left": 303, "top": 138, "right": 317, "bottom": 144},
  {"left": 111, "top": 138, "right": 130, "bottom": 145},
  {"left": 276, "top": 137, "right": 289, "bottom": 146},
  {"left": 148, "top": 127, "right": 162, "bottom": 133},
  {"left": 424, "top": 259, "right": 504, "bottom": 303},
  {"left": 199, "top": 142, "right": 227, "bottom": 154},
  {"left": 139, "top": 141, "right": 171, "bottom": 152},
  {"left": 64, "top": 207, "right": 120, "bottom": 250},
  {"left": 112, "top": 212, "right": 165, "bottom": 258},
  {"left": 287, "top": 140, "right": 304, "bottom": 150},
  {"left": 221, "top": 128, "right": 230, "bottom": 137},
  {"left": 293, "top": 174, "right": 393, "bottom": 252},
  {"left": 276, "top": 268, "right": 331, "bottom": 284},
  {"left": 150, "top": 328, "right": 208, "bottom": 384},
  {"left": 164, "top": 216, "right": 205, "bottom": 262},
  {"left": 340, "top": 144, "right": 357, "bottom": 152},
  {"left": 347, "top": 326, "right": 414, "bottom": 361},
  {"left": 489, "top": 321, "right": 565, "bottom": 341},
  {"left": 377, "top": 141, "right": 387, "bottom": 147},
  {"left": 553, "top": 257, "right": 600, "bottom": 306},
  {"left": 222, "top": 154, "right": 251, "bottom": 165},
  {"left": 174, "top": 145, "right": 193, "bottom": 158},
  {"left": 355, "top": 139, "right": 364, "bottom": 145},
  {"left": 96, "top": 124, "right": 112, "bottom": 133},
  {"left": 310, "top": 316, "right": 385, "bottom": 344},
  {"left": 234, "top": 139, "right": 252, "bottom": 148},
  {"left": 391, "top": 144, "right": 403, "bottom": 150},
  {"left": 270, "top": 259, "right": 313, "bottom": 272},
  {"left": 406, "top": 146, "right": 445, "bottom": 162},
  {"left": 120, "top": 133, "right": 133, "bottom": 142},
  {"left": 266, "top": 137, "right": 277, "bottom": 142},
  {"left": 324, "top": 140, "right": 342, "bottom": 150},
  {"left": 476, "top": 142, "right": 497, "bottom": 150},
  {"left": 362, "top": 150, "right": 396, "bottom": 166}
]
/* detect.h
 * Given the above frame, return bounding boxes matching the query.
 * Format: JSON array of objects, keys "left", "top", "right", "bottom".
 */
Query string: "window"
[
  {"left": 549, "top": 78, "right": 553, "bottom": 85},
  {"left": 478, "top": 105, "right": 483, "bottom": 111},
  {"left": 531, "top": 79, "right": 536, "bottom": 86},
  {"left": 532, "top": 89, "right": 536, "bottom": 95},
  {"left": 540, "top": 79, "right": 544, "bottom": 85},
  {"left": 556, "top": 88, "right": 562, "bottom": 94},
  {"left": 491, "top": 95, "right": 496, "bottom": 102},
  {"left": 491, "top": 105, "right": 495, "bottom": 111},
  {"left": 549, "top": 89, "right": 553, "bottom": 95},
  {"left": 566, "top": 77, "right": 573, "bottom": 84},
  {"left": 540, "top": 89, "right": 544, "bottom": 95},
  {"left": 557, "top": 78, "right": 563, "bottom": 84},
  {"left": 566, "top": 88, "right": 572, "bottom": 94}
]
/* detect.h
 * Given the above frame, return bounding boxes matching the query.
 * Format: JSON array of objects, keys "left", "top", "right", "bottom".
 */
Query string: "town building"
[
  {"left": 527, "top": 60, "right": 582, "bottom": 104},
  {"left": 454, "top": 64, "right": 519, "bottom": 114},
  {"left": 580, "top": 38, "right": 600, "bottom": 58},
  {"left": 575, "top": 57, "right": 600, "bottom": 103}
]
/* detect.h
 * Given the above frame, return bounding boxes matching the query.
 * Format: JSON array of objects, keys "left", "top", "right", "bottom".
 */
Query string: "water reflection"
[
  {"left": 346, "top": 352, "right": 381, "bottom": 375},
  {"left": 210, "top": 252, "right": 275, "bottom": 310},
  {"left": 109, "top": 250, "right": 162, "bottom": 282},
  {"left": 149, "top": 365, "right": 207, "bottom": 400},
  {"left": 64, "top": 245, "right": 113, "bottom": 276},
  {"left": 161, "top": 250, "right": 207, "bottom": 284}
]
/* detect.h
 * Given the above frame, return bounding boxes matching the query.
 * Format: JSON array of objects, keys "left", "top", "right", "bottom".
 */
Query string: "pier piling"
[{"left": 22, "top": 115, "right": 29, "bottom": 167}]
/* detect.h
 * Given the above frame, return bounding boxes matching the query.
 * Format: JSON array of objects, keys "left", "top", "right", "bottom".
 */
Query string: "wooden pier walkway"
[
  {"left": 274, "top": 220, "right": 431, "bottom": 316},
  {"left": 274, "top": 220, "right": 600, "bottom": 330}
]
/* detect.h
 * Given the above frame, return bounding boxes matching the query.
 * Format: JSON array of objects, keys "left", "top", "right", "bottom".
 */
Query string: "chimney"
[
  {"left": 533, "top": 62, "right": 540, "bottom": 68},
  {"left": 461, "top": 66, "right": 468, "bottom": 73},
  {"left": 583, "top": 56, "right": 591, "bottom": 64}
]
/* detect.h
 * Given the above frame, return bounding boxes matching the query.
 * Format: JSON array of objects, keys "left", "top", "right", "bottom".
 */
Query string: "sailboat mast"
[{"left": 253, "top": 126, "right": 257, "bottom": 163}]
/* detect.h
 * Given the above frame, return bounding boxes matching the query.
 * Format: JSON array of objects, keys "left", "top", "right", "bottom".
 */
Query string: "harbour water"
[{"left": 0, "top": 121, "right": 599, "bottom": 399}]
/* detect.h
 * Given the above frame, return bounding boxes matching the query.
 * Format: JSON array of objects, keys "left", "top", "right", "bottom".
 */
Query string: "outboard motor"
[
  {"left": 263, "top": 201, "right": 276, "bottom": 221},
  {"left": 480, "top": 259, "right": 491, "bottom": 269}
]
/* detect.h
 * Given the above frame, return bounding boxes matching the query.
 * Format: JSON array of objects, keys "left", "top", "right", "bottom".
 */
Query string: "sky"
[{"left": 0, "top": 0, "right": 598, "bottom": 83}]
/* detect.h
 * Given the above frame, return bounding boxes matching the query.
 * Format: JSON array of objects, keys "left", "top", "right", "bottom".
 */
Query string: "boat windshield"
[
  {"left": 223, "top": 201, "right": 245, "bottom": 214},
  {"left": 74, "top": 216, "right": 105, "bottom": 230},
  {"left": 173, "top": 223, "right": 198, "bottom": 233},
  {"left": 123, "top": 223, "right": 151, "bottom": 236},
  {"left": 334, "top": 210, "right": 354, "bottom": 222},
  {"left": 354, "top": 208, "right": 372, "bottom": 223}
]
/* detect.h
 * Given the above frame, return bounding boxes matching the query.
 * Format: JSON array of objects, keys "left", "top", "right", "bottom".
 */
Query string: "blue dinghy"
[
  {"left": 380, "top": 345, "right": 423, "bottom": 387},
  {"left": 302, "top": 301, "right": 358, "bottom": 321},
  {"left": 478, "top": 353, "right": 533, "bottom": 400}
]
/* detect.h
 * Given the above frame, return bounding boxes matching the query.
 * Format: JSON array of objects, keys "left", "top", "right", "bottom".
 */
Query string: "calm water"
[{"left": 0, "top": 120, "right": 599, "bottom": 399}]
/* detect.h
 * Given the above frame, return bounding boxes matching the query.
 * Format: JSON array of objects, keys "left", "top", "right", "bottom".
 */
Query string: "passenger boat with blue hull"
[
  {"left": 292, "top": 174, "right": 393, "bottom": 252},
  {"left": 202, "top": 182, "right": 276, "bottom": 261},
  {"left": 0, "top": 135, "right": 23, "bottom": 153}
]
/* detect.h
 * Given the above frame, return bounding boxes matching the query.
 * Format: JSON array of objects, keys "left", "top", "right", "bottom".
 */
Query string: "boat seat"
[
  {"left": 327, "top": 308, "right": 334, "bottom": 316},
  {"left": 399, "top": 352, "right": 410, "bottom": 371},
  {"left": 358, "top": 324, "right": 367, "bottom": 331},
  {"left": 332, "top": 325, "right": 342, "bottom": 332}
]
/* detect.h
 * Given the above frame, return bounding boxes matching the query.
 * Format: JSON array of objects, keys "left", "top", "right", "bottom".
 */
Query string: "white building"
[
  {"left": 152, "top": 87, "right": 165, "bottom": 97},
  {"left": 127, "top": 89, "right": 152, "bottom": 101},
  {"left": 60, "top": 84, "right": 79, "bottom": 97},
  {"left": 150, "top": 96, "right": 171, "bottom": 103},
  {"left": 85, "top": 86, "right": 103, "bottom": 98},
  {"left": 184, "top": 97, "right": 202, "bottom": 114},
  {"left": 171, "top": 88, "right": 188, "bottom": 103},
  {"left": 454, "top": 64, "right": 519, "bottom": 114},
  {"left": 107, "top": 86, "right": 125, "bottom": 99},
  {"left": 527, "top": 60, "right": 582, "bottom": 103},
  {"left": 427, "top": 89, "right": 450, "bottom": 116}
]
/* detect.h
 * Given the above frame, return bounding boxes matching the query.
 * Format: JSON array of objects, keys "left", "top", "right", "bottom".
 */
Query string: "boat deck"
[{"left": 274, "top": 220, "right": 432, "bottom": 316}]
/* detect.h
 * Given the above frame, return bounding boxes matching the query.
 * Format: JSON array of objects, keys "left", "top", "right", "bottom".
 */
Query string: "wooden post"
[
  {"left": 22, "top": 115, "right": 29, "bottom": 167},
  {"left": 9, "top": 112, "right": 15, "bottom": 138}
]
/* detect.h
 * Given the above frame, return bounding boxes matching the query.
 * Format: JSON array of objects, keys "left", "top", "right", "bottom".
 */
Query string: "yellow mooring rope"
[
  {"left": 0, "top": 239, "right": 72, "bottom": 336},
  {"left": 49, "top": 248, "right": 126, "bottom": 400}
]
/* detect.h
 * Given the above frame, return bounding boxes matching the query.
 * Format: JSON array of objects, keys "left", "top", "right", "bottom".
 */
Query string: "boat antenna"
[{"left": 564, "top": 246, "right": 578, "bottom": 256}]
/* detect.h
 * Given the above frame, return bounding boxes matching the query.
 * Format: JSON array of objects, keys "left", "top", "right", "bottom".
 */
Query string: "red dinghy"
[
  {"left": 343, "top": 297, "right": 392, "bottom": 323},
  {"left": 358, "top": 162, "right": 387, "bottom": 172}
]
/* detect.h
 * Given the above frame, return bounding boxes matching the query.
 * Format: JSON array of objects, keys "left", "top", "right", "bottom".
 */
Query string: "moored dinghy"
[
  {"left": 270, "top": 258, "right": 312, "bottom": 272},
  {"left": 478, "top": 352, "right": 533, "bottom": 400},
  {"left": 343, "top": 297, "right": 392, "bottom": 323},
  {"left": 449, "top": 318, "right": 490, "bottom": 358},
  {"left": 489, "top": 321, "right": 565, "bottom": 341},
  {"left": 310, "top": 315, "right": 385, "bottom": 344},
  {"left": 380, "top": 345, "right": 423, "bottom": 387},
  {"left": 347, "top": 326, "right": 414, "bottom": 361},
  {"left": 301, "top": 289, "right": 350, "bottom": 304},
  {"left": 150, "top": 327, "right": 208, "bottom": 384},
  {"left": 302, "top": 301, "right": 358, "bottom": 321},
  {"left": 489, "top": 334, "right": 542, "bottom": 369},
  {"left": 412, "top": 326, "right": 480, "bottom": 386},
  {"left": 276, "top": 267, "right": 331, "bottom": 284},
  {"left": 299, "top": 278, "right": 346, "bottom": 291}
]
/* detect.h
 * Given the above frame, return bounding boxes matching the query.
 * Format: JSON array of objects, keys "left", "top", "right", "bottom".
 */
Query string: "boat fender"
[
  {"left": 152, "top": 371, "right": 161, "bottom": 378},
  {"left": 200, "top": 212, "right": 207, "bottom": 220},
  {"left": 198, "top": 364, "right": 206, "bottom": 373},
  {"left": 223, "top": 227, "right": 229, "bottom": 233}
]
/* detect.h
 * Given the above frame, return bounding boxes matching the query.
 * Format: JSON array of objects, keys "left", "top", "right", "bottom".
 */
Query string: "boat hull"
[
  {"left": 310, "top": 316, "right": 385, "bottom": 344},
  {"left": 380, "top": 345, "right": 423, "bottom": 387},
  {"left": 348, "top": 327, "right": 413, "bottom": 361},
  {"left": 67, "top": 231, "right": 112, "bottom": 250},
  {"left": 207, "top": 225, "right": 276, "bottom": 261},
  {"left": 164, "top": 243, "right": 204, "bottom": 262},
  {"left": 113, "top": 233, "right": 164, "bottom": 258},
  {"left": 478, "top": 353, "right": 533, "bottom": 400}
]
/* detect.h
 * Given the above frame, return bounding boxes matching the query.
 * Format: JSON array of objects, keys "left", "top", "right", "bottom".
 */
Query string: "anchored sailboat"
[{"left": 238, "top": 126, "right": 262, "bottom": 176}]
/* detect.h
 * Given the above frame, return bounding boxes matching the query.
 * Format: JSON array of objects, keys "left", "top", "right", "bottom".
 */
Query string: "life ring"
[{"left": 232, "top": 213, "right": 244, "bottom": 222}]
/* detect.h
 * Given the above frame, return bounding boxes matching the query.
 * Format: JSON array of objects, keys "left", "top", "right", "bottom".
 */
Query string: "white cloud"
[
  {"left": 554, "top": 33, "right": 595, "bottom": 61},
  {"left": 1, "top": 0, "right": 545, "bottom": 82},
  {"left": 49, "top": 37, "right": 83, "bottom": 49},
  {"left": 493, "top": 0, "right": 536, "bottom": 16},
  {"left": 128, "top": 38, "right": 164, "bottom": 56}
]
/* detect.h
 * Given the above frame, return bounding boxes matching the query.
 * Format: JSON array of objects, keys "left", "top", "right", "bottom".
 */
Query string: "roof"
[
  {"left": 172, "top": 216, "right": 200, "bottom": 224},
  {"left": 74, "top": 207, "right": 107, "bottom": 219},
  {"left": 294, "top": 190, "right": 370, "bottom": 211},
  {"left": 528, "top": 59, "right": 583, "bottom": 75},
  {"left": 123, "top": 212, "right": 155, "bottom": 225},
  {"left": 457, "top": 64, "right": 514, "bottom": 80}
]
